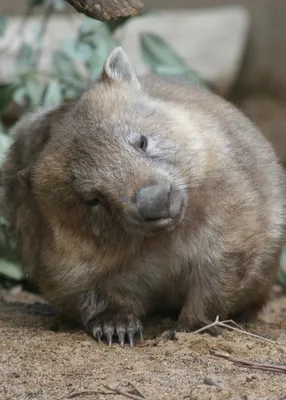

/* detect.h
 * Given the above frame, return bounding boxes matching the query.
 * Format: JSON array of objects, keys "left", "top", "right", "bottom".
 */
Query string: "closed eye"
[{"left": 85, "top": 197, "right": 101, "bottom": 207}]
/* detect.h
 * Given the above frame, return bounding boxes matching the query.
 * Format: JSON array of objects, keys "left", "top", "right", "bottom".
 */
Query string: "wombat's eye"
[
  {"left": 128, "top": 132, "right": 148, "bottom": 152},
  {"left": 85, "top": 198, "right": 101, "bottom": 207},
  {"left": 139, "top": 135, "right": 148, "bottom": 152}
]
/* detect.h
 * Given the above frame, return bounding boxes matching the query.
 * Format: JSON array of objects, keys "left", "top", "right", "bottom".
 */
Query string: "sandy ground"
[{"left": 0, "top": 285, "right": 285, "bottom": 400}]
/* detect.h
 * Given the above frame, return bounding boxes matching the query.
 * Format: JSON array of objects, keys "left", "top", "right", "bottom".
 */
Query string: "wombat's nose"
[{"left": 135, "top": 183, "right": 171, "bottom": 221}]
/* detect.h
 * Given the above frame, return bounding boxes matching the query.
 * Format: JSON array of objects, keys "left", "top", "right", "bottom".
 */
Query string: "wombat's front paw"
[{"left": 89, "top": 313, "right": 143, "bottom": 346}]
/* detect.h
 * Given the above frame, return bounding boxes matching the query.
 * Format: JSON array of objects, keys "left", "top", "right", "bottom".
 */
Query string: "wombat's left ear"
[
  {"left": 17, "top": 168, "right": 31, "bottom": 189},
  {"left": 101, "top": 47, "right": 140, "bottom": 90}
]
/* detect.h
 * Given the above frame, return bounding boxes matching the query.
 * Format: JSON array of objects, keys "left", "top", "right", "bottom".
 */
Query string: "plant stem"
[
  {"left": 32, "top": 0, "right": 55, "bottom": 68},
  {"left": 0, "top": 3, "right": 35, "bottom": 56}
]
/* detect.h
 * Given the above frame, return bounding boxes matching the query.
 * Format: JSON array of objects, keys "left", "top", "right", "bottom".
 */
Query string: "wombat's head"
[{"left": 29, "top": 48, "right": 198, "bottom": 239}]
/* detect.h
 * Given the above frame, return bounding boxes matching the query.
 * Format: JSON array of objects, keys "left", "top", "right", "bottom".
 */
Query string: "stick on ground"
[
  {"left": 127, "top": 381, "right": 146, "bottom": 398},
  {"left": 105, "top": 384, "right": 147, "bottom": 400},
  {"left": 211, "top": 351, "right": 286, "bottom": 374},
  {"left": 60, "top": 389, "right": 113, "bottom": 398},
  {"left": 193, "top": 316, "right": 275, "bottom": 343}
]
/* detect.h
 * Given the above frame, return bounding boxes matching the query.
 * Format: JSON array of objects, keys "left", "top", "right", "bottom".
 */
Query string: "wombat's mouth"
[{"left": 126, "top": 183, "right": 185, "bottom": 234}]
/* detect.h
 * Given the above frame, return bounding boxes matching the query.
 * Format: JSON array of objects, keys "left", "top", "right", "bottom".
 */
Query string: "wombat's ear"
[
  {"left": 102, "top": 46, "right": 140, "bottom": 90},
  {"left": 17, "top": 168, "right": 31, "bottom": 189}
]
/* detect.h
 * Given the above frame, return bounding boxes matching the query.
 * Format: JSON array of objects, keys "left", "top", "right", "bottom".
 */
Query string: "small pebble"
[{"left": 203, "top": 376, "right": 222, "bottom": 388}]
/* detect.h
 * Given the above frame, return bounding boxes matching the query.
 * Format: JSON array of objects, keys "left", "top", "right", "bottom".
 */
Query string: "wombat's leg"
[
  {"left": 78, "top": 290, "right": 144, "bottom": 346},
  {"left": 170, "top": 275, "right": 231, "bottom": 337}
]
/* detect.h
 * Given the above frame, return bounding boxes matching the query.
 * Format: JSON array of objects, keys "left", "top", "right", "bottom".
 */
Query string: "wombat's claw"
[
  {"left": 138, "top": 326, "right": 144, "bottom": 341},
  {"left": 91, "top": 317, "right": 143, "bottom": 346},
  {"left": 92, "top": 327, "right": 103, "bottom": 342},
  {"left": 117, "top": 328, "right": 126, "bottom": 346},
  {"left": 104, "top": 327, "right": 114, "bottom": 346},
  {"left": 127, "top": 328, "right": 136, "bottom": 347},
  {"left": 168, "top": 329, "right": 177, "bottom": 341}
]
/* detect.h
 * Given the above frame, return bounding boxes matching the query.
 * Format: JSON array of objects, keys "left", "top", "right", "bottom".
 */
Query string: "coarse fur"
[{"left": 2, "top": 47, "right": 286, "bottom": 344}]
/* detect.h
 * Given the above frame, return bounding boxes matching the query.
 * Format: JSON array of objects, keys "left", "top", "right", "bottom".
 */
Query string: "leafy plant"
[
  {"left": 279, "top": 249, "right": 286, "bottom": 289},
  {"left": 140, "top": 32, "right": 212, "bottom": 89}
]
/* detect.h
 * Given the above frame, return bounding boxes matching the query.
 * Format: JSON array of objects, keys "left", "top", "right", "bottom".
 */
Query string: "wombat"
[{"left": 2, "top": 47, "right": 286, "bottom": 346}]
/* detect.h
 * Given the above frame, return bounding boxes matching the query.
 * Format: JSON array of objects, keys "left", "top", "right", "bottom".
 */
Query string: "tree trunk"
[{"left": 65, "top": 0, "right": 146, "bottom": 20}]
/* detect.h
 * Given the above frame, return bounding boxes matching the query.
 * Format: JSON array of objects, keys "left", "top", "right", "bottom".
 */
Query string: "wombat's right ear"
[{"left": 101, "top": 46, "right": 140, "bottom": 90}]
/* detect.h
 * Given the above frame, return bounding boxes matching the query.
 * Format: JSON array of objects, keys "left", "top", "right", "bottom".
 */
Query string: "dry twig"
[
  {"left": 211, "top": 351, "right": 286, "bottom": 374},
  {"left": 127, "top": 381, "right": 146, "bottom": 398},
  {"left": 60, "top": 389, "right": 113, "bottom": 399},
  {"left": 193, "top": 315, "right": 275, "bottom": 343},
  {"left": 105, "top": 384, "right": 147, "bottom": 400}
]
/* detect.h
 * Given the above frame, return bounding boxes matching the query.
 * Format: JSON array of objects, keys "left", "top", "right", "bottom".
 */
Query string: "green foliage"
[
  {"left": 105, "top": 16, "right": 132, "bottom": 33},
  {"left": 140, "top": 32, "right": 212, "bottom": 89},
  {"left": 0, "top": 16, "right": 7, "bottom": 36},
  {"left": 0, "top": 125, "right": 11, "bottom": 165},
  {"left": 0, "top": 83, "right": 20, "bottom": 113},
  {"left": 279, "top": 249, "right": 286, "bottom": 288},
  {"left": 0, "top": 215, "right": 24, "bottom": 282}
]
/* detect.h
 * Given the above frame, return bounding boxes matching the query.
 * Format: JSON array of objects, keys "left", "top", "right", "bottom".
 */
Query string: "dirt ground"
[{"left": 0, "top": 284, "right": 285, "bottom": 400}]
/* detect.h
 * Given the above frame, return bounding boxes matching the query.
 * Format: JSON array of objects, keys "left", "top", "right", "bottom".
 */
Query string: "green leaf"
[
  {"left": 0, "top": 131, "right": 11, "bottom": 166},
  {"left": 41, "top": 80, "right": 62, "bottom": 107},
  {"left": 0, "top": 83, "right": 19, "bottom": 113},
  {"left": 88, "top": 39, "right": 117, "bottom": 80},
  {"left": 278, "top": 247, "right": 286, "bottom": 288},
  {"left": 27, "top": 0, "right": 45, "bottom": 6},
  {"left": 0, "top": 16, "right": 7, "bottom": 37},
  {"left": 13, "top": 86, "right": 28, "bottom": 106},
  {"left": 140, "top": 33, "right": 187, "bottom": 71},
  {"left": 59, "top": 38, "right": 92, "bottom": 63},
  {"left": 105, "top": 16, "right": 132, "bottom": 33},
  {"left": 77, "top": 18, "right": 117, "bottom": 50},
  {"left": 77, "top": 18, "right": 104, "bottom": 43},
  {"left": 25, "top": 75, "right": 46, "bottom": 109},
  {"left": 140, "top": 33, "right": 210, "bottom": 89},
  {"left": 53, "top": 0, "right": 66, "bottom": 11},
  {"left": 77, "top": 20, "right": 117, "bottom": 79},
  {"left": 0, "top": 133, "right": 11, "bottom": 172},
  {"left": 52, "top": 50, "right": 85, "bottom": 83},
  {"left": 0, "top": 259, "right": 24, "bottom": 281},
  {"left": 152, "top": 64, "right": 187, "bottom": 76},
  {"left": 16, "top": 44, "right": 35, "bottom": 73},
  {"left": 105, "top": 11, "right": 149, "bottom": 33},
  {"left": 61, "top": 85, "right": 80, "bottom": 101}
]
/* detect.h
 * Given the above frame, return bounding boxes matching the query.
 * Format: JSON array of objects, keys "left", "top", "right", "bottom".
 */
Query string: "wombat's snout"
[
  {"left": 130, "top": 179, "right": 184, "bottom": 231},
  {"left": 135, "top": 183, "right": 171, "bottom": 221}
]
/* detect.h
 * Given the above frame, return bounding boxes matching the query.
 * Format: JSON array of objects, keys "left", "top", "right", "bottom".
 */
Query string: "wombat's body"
[{"left": 2, "top": 48, "right": 286, "bottom": 345}]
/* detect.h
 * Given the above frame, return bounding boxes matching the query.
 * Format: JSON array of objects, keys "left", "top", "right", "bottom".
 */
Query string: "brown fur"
[{"left": 2, "top": 47, "right": 286, "bottom": 343}]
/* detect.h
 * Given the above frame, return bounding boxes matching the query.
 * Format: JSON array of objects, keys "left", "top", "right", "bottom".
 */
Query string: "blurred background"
[
  {"left": 0, "top": 0, "right": 286, "bottom": 289},
  {"left": 2, "top": 0, "right": 286, "bottom": 93}
]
